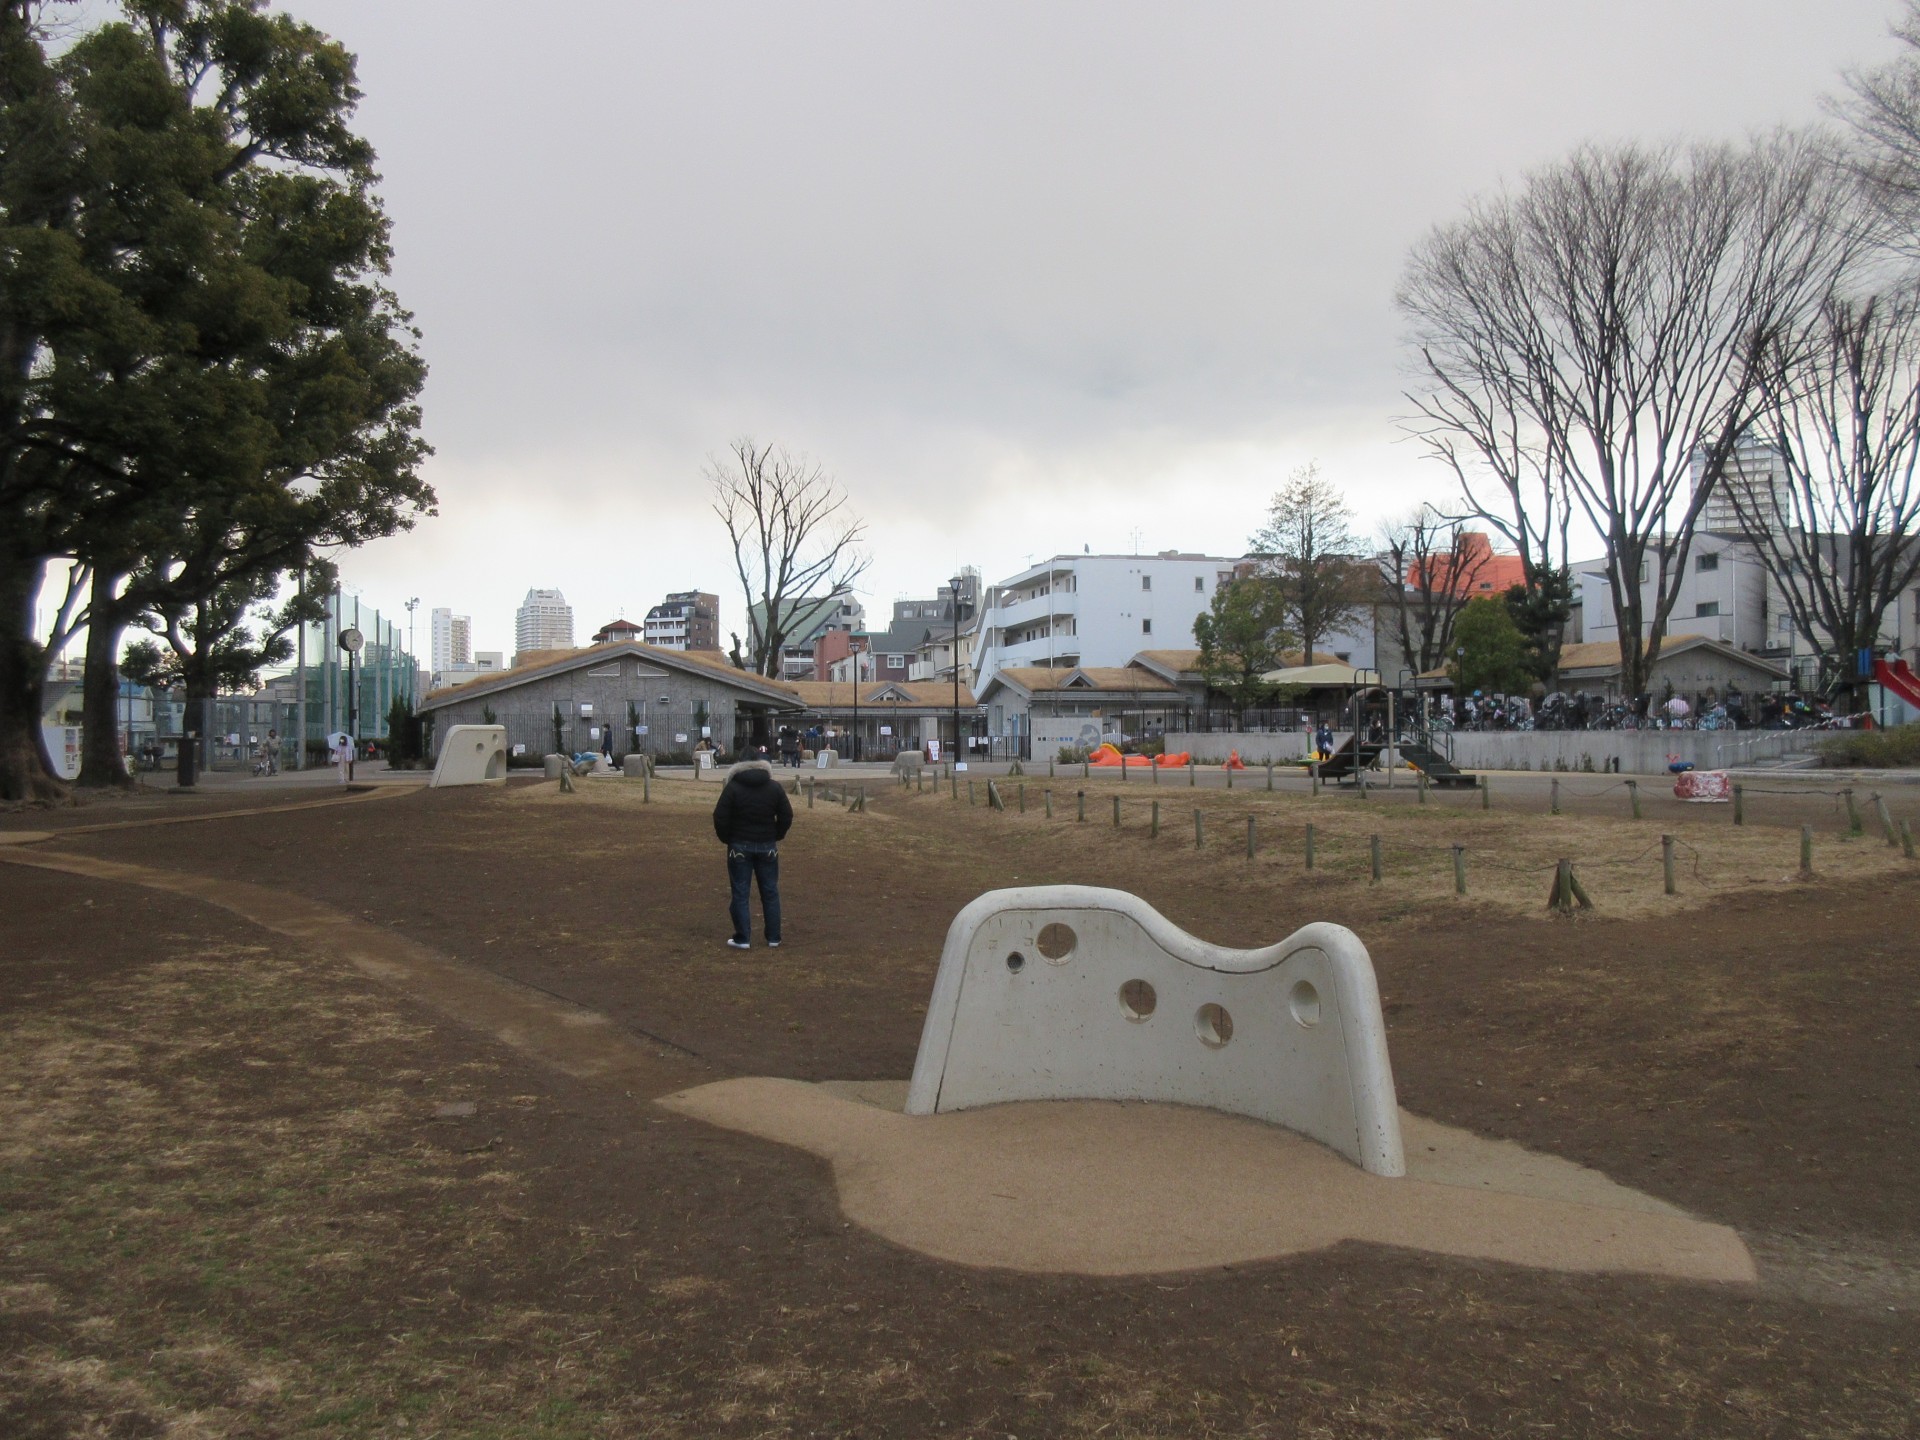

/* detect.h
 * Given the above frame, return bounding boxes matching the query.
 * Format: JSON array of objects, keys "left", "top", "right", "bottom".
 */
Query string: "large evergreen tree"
[{"left": 0, "top": 1, "right": 429, "bottom": 799}]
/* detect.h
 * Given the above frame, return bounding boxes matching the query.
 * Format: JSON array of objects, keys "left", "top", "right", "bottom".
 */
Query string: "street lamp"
[
  {"left": 950, "top": 574, "right": 964, "bottom": 768},
  {"left": 339, "top": 625, "right": 364, "bottom": 781},
  {"left": 403, "top": 597, "right": 420, "bottom": 702}
]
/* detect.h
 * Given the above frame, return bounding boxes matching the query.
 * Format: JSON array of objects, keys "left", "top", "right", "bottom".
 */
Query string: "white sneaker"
[
  {"left": 767, "top": 940, "right": 781, "bottom": 948},
  {"left": 726, "top": 938, "right": 750, "bottom": 950}
]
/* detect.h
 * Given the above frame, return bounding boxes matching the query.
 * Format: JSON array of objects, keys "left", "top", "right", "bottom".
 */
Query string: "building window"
[
  {"left": 1141, "top": 618, "right": 1152, "bottom": 634},
  {"left": 1696, "top": 552, "right": 1719, "bottom": 572},
  {"left": 1194, "top": 576, "right": 1204, "bottom": 592},
  {"left": 1696, "top": 601, "right": 1720, "bottom": 617},
  {"left": 1141, "top": 575, "right": 1152, "bottom": 591}
]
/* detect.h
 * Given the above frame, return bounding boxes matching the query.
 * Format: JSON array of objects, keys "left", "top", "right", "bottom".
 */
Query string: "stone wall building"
[{"left": 418, "top": 641, "right": 799, "bottom": 761}]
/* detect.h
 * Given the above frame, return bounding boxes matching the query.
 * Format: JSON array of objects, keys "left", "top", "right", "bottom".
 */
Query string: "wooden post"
[
  {"left": 1551, "top": 778, "right": 1561, "bottom": 815},
  {"left": 1112, "top": 794, "right": 1122, "bottom": 828},
  {"left": 1662, "top": 834, "right": 1675, "bottom": 895},
  {"left": 1018, "top": 782, "right": 1026, "bottom": 813},
  {"left": 1357, "top": 774, "right": 1369, "bottom": 800},
  {"left": 1246, "top": 814, "right": 1256, "bottom": 859},
  {"left": 1120, "top": 755, "right": 1127, "bottom": 782},
  {"left": 643, "top": 767, "right": 651, "bottom": 803},
  {"left": 1844, "top": 787, "right": 1862, "bottom": 836},
  {"left": 1151, "top": 758, "right": 1160, "bottom": 786},
  {"left": 1310, "top": 761, "right": 1320, "bottom": 797},
  {"left": 1188, "top": 757, "right": 1196, "bottom": 788},
  {"left": 806, "top": 779, "right": 815, "bottom": 809},
  {"left": 1733, "top": 783, "right": 1744, "bottom": 826},
  {"left": 1083, "top": 759, "right": 1090, "bottom": 780},
  {"left": 1369, "top": 834, "right": 1382, "bottom": 884},
  {"left": 987, "top": 780, "right": 1004, "bottom": 812},
  {"left": 1800, "top": 824, "right": 1813, "bottom": 876},
  {"left": 950, "top": 768, "right": 958, "bottom": 800},
  {"left": 1049, "top": 758, "right": 1056, "bottom": 778},
  {"left": 1076, "top": 789, "right": 1085, "bottom": 822},
  {"left": 1151, "top": 799, "right": 1160, "bottom": 837},
  {"left": 1452, "top": 844, "right": 1466, "bottom": 896},
  {"left": 1626, "top": 779, "right": 1639, "bottom": 820},
  {"left": 968, "top": 780, "right": 975, "bottom": 806},
  {"left": 1550, "top": 858, "right": 1574, "bottom": 913},
  {"left": 1044, "top": 788, "right": 1053, "bottom": 819},
  {"left": 1901, "top": 818, "right": 1915, "bottom": 860},
  {"left": 1266, "top": 761, "right": 1274, "bottom": 792},
  {"left": 1418, "top": 771, "right": 1428, "bottom": 805},
  {"left": 1305, "top": 822, "right": 1316, "bottom": 869},
  {"left": 1480, "top": 775, "right": 1491, "bottom": 811},
  {"left": 1873, "top": 793, "right": 1897, "bottom": 847},
  {"left": 1194, "top": 809, "right": 1204, "bottom": 848},
  {"left": 1226, "top": 764, "right": 1234, "bottom": 789}
]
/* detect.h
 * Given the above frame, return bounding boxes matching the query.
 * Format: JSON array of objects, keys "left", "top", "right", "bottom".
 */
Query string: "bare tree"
[
  {"left": 1398, "top": 136, "right": 1860, "bottom": 698},
  {"left": 1737, "top": 288, "right": 1920, "bottom": 706},
  {"left": 709, "top": 440, "right": 868, "bottom": 678},
  {"left": 1249, "top": 463, "right": 1372, "bottom": 666},
  {"left": 1377, "top": 507, "right": 1492, "bottom": 676},
  {"left": 1836, "top": 1, "right": 1920, "bottom": 256}
]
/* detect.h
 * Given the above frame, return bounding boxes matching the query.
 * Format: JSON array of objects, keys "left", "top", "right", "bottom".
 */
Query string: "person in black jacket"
[{"left": 711, "top": 751, "right": 794, "bottom": 948}]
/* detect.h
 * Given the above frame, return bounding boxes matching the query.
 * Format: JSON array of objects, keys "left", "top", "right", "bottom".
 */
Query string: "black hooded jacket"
[{"left": 712, "top": 764, "right": 794, "bottom": 846}]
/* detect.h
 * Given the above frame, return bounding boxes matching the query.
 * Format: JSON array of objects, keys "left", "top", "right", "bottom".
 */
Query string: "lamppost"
[
  {"left": 403, "top": 597, "right": 420, "bottom": 703},
  {"left": 950, "top": 574, "right": 964, "bottom": 766},
  {"left": 339, "top": 626, "right": 364, "bottom": 781}
]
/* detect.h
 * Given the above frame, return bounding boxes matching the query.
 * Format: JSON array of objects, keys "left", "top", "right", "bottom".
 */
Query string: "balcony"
[
  {"left": 992, "top": 636, "right": 1082, "bottom": 670},
  {"left": 990, "top": 589, "right": 1076, "bottom": 631}
]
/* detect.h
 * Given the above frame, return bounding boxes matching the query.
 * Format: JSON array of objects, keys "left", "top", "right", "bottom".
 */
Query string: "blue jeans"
[{"left": 726, "top": 843, "right": 781, "bottom": 944}]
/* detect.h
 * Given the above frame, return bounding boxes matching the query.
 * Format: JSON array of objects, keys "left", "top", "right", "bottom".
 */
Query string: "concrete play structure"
[
  {"left": 429, "top": 724, "right": 507, "bottom": 788},
  {"left": 904, "top": 885, "right": 1405, "bottom": 1177}
]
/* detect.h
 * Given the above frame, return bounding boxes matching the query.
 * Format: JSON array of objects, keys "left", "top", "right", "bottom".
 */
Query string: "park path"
[{"left": 0, "top": 827, "right": 710, "bottom": 1103}]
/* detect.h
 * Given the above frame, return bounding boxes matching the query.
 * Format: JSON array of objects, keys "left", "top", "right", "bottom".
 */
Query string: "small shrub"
[
  {"left": 1581, "top": 753, "right": 1596, "bottom": 772},
  {"left": 1816, "top": 723, "right": 1920, "bottom": 768},
  {"left": 1057, "top": 745, "right": 1090, "bottom": 764}
]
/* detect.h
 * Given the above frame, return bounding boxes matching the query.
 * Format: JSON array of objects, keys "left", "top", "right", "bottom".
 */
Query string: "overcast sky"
[{"left": 264, "top": 1, "right": 1909, "bottom": 657}]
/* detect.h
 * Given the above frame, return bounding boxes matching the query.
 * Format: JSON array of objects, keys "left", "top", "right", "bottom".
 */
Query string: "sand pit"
[{"left": 660, "top": 1077, "right": 1756, "bottom": 1283}]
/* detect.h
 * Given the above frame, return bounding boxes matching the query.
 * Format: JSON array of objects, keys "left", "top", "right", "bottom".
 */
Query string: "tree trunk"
[
  {"left": 0, "top": 545, "right": 64, "bottom": 803},
  {"left": 77, "top": 571, "right": 136, "bottom": 788},
  {"left": 177, "top": 665, "right": 213, "bottom": 789}
]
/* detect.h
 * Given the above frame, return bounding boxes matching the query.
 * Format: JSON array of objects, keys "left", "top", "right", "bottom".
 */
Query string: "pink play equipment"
[
  {"left": 1874, "top": 656, "right": 1920, "bottom": 710},
  {"left": 1674, "top": 769, "right": 1731, "bottom": 802},
  {"left": 1086, "top": 743, "right": 1190, "bottom": 769},
  {"left": 1224, "top": 750, "right": 1246, "bottom": 770}
]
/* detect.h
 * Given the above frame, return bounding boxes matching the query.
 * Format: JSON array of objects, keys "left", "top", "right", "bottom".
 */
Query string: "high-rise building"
[
  {"left": 431, "top": 607, "right": 473, "bottom": 671},
  {"left": 643, "top": 590, "right": 720, "bottom": 650},
  {"left": 1696, "top": 435, "right": 1790, "bottom": 538},
  {"left": 514, "top": 587, "right": 574, "bottom": 662}
]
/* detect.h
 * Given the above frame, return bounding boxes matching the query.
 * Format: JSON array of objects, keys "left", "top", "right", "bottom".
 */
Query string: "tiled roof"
[
  {"left": 420, "top": 641, "right": 799, "bottom": 709},
  {"left": 785, "top": 680, "right": 977, "bottom": 708}
]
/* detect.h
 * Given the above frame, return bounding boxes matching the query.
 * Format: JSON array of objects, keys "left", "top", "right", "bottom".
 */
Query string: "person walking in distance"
[
  {"left": 712, "top": 747, "right": 793, "bottom": 949},
  {"left": 330, "top": 730, "right": 353, "bottom": 784}
]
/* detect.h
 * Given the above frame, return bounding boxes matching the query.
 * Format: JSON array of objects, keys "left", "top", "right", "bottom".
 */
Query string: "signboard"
[
  {"left": 579, "top": 703, "right": 593, "bottom": 715},
  {"left": 701, "top": 726, "right": 711, "bottom": 738},
  {"left": 589, "top": 726, "right": 600, "bottom": 740},
  {"left": 635, "top": 724, "right": 648, "bottom": 736},
  {"left": 675, "top": 732, "right": 688, "bottom": 743},
  {"left": 512, "top": 744, "right": 526, "bottom": 756},
  {"left": 880, "top": 725, "right": 893, "bottom": 736}
]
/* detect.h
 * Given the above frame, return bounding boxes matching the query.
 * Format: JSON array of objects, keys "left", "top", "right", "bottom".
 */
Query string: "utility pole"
[
  {"left": 404, "top": 597, "right": 420, "bottom": 704},
  {"left": 949, "top": 574, "right": 965, "bottom": 767}
]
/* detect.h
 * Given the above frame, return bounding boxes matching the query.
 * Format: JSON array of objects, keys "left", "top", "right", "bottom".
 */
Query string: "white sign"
[
  {"left": 675, "top": 732, "right": 688, "bottom": 743},
  {"left": 635, "top": 724, "right": 647, "bottom": 735},
  {"left": 955, "top": 761, "right": 969, "bottom": 771},
  {"left": 512, "top": 743, "right": 526, "bottom": 755},
  {"left": 579, "top": 703, "right": 593, "bottom": 715},
  {"left": 701, "top": 726, "right": 711, "bottom": 738},
  {"left": 589, "top": 726, "right": 600, "bottom": 740},
  {"left": 927, "top": 739, "right": 941, "bottom": 760},
  {"left": 880, "top": 725, "right": 893, "bottom": 736}
]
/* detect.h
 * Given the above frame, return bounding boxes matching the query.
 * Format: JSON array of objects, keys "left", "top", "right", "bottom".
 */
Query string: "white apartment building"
[
  {"left": 429, "top": 607, "right": 473, "bottom": 672},
  {"left": 1578, "top": 536, "right": 1773, "bottom": 655},
  {"left": 970, "top": 551, "right": 1238, "bottom": 693},
  {"left": 514, "top": 587, "right": 574, "bottom": 661},
  {"left": 1695, "top": 434, "right": 1790, "bottom": 538}
]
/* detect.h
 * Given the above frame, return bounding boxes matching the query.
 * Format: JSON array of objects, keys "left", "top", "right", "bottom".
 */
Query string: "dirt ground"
[{"left": 2, "top": 773, "right": 1917, "bottom": 1438}]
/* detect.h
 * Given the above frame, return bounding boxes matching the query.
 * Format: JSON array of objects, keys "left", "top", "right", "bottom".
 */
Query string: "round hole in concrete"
[
  {"left": 1195, "top": 1002, "right": 1233, "bottom": 1048},
  {"left": 1289, "top": 980, "right": 1322, "bottom": 1027},
  {"left": 1119, "top": 978, "right": 1156, "bottom": 1021},
  {"left": 1036, "top": 922, "right": 1077, "bottom": 963},
  {"left": 1006, "top": 951, "right": 1026, "bottom": 973}
]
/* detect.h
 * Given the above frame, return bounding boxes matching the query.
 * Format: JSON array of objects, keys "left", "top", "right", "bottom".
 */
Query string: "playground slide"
[{"left": 1874, "top": 657, "right": 1920, "bottom": 710}]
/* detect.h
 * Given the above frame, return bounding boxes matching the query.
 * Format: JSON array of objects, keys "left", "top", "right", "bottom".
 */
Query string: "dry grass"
[{"left": 500, "top": 770, "right": 1916, "bottom": 923}]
